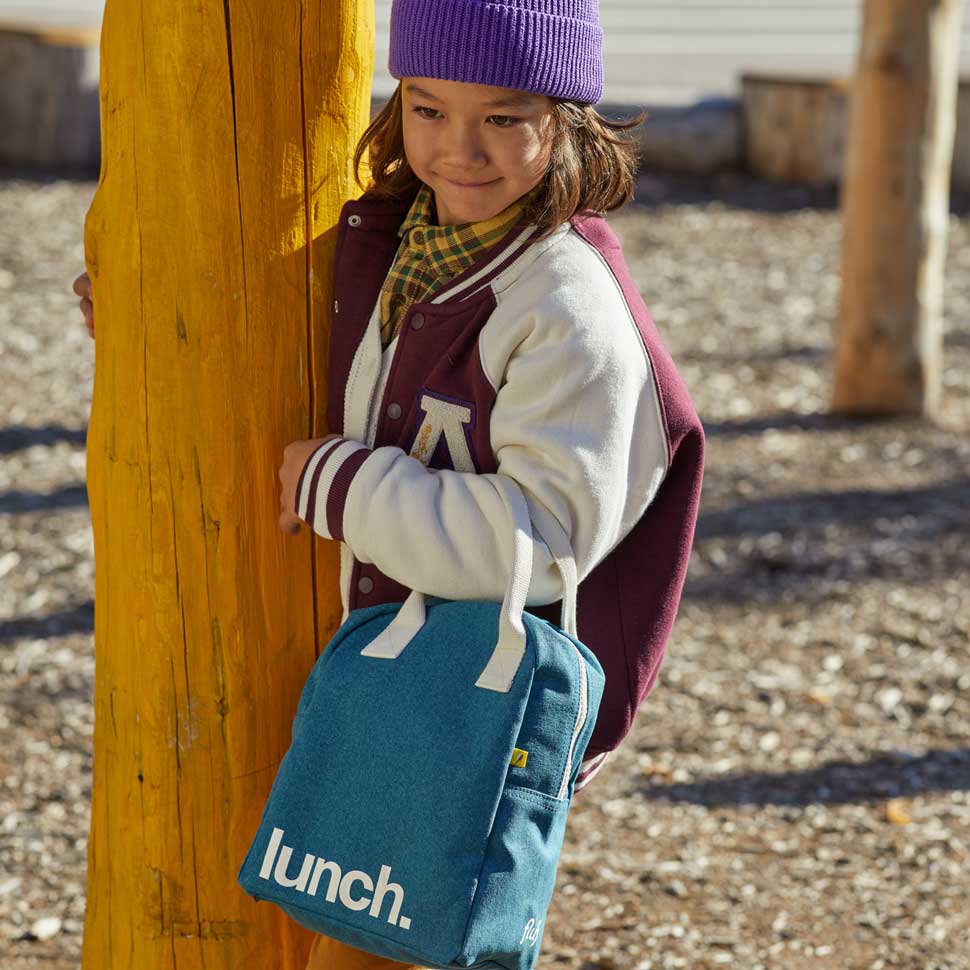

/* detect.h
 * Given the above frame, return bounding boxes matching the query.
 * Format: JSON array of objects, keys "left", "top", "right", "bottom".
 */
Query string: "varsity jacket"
[{"left": 294, "top": 189, "right": 705, "bottom": 792}]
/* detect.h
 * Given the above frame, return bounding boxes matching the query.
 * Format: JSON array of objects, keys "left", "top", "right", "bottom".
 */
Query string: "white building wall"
[{"left": 3, "top": 0, "right": 969, "bottom": 106}]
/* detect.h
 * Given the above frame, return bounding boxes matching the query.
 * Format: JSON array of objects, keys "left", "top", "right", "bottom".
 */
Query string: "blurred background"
[
  {"left": 4, "top": 0, "right": 970, "bottom": 176},
  {"left": 5, "top": 0, "right": 970, "bottom": 101},
  {"left": 1, "top": 2, "right": 969, "bottom": 969}
]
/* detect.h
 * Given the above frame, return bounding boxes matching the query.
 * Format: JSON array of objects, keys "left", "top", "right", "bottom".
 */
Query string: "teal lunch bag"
[{"left": 237, "top": 478, "right": 605, "bottom": 970}]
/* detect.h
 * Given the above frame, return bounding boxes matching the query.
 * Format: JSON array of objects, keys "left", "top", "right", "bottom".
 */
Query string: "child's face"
[{"left": 400, "top": 77, "right": 555, "bottom": 227}]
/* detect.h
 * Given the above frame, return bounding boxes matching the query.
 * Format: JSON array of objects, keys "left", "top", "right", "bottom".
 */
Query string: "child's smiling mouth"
[{"left": 439, "top": 175, "right": 501, "bottom": 189}]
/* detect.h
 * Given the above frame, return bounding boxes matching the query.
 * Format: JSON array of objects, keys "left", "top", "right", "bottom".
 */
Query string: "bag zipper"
[{"left": 556, "top": 640, "right": 589, "bottom": 800}]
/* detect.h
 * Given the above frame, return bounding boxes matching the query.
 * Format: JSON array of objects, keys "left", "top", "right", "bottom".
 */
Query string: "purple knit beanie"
[{"left": 389, "top": 0, "right": 604, "bottom": 105}]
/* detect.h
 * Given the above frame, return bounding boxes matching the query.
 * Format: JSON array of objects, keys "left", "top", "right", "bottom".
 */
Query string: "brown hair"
[{"left": 352, "top": 83, "right": 647, "bottom": 243}]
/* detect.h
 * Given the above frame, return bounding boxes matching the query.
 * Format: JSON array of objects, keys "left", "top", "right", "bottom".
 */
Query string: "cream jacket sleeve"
[{"left": 293, "top": 241, "right": 670, "bottom": 605}]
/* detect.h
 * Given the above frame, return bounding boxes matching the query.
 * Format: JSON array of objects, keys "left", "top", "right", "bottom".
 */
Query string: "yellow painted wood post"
[{"left": 81, "top": 1, "right": 373, "bottom": 966}]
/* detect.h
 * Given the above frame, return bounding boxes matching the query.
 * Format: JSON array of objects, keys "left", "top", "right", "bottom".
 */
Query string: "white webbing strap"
[
  {"left": 359, "top": 476, "right": 579, "bottom": 694},
  {"left": 358, "top": 588, "right": 427, "bottom": 659},
  {"left": 473, "top": 478, "right": 536, "bottom": 692},
  {"left": 524, "top": 495, "right": 578, "bottom": 640}
]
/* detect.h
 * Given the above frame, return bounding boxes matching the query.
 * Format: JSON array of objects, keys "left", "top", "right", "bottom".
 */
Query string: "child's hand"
[
  {"left": 278, "top": 435, "right": 342, "bottom": 535},
  {"left": 73, "top": 272, "right": 94, "bottom": 339}
]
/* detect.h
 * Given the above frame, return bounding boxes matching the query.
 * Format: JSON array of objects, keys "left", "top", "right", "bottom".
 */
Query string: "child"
[{"left": 76, "top": 1, "right": 705, "bottom": 967}]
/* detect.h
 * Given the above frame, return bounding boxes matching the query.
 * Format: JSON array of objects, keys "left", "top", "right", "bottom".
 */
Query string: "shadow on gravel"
[
  {"left": 698, "top": 328, "right": 969, "bottom": 367},
  {"left": 684, "top": 478, "right": 969, "bottom": 603},
  {"left": 696, "top": 344, "right": 831, "bottom": 367},
  {"left": 632, "top": 748, "right": 970, "bottom": 807},
  {"left": 0, "top": 423, "right": 87, "bottom": 454},
  {"left": 0, "top": 484, "right": 88, "bottom": 514},
  {"left": 630, "top": 168, "right": 970, "bottom": 216},
  {"left": 694, "top": 478, "right": 970, "bottom": 541},
  {"left": 946, "top": 330, "right": 970, "bottom": 348},
  {"left": 700, "top": 411, "right": 876, "bottom": 438},
  {"left": 0, "top": 601, "right": 94, "bottom": 644}
]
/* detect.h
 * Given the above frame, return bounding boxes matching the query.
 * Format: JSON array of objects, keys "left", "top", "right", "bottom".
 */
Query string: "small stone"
[
  {"left": 663, "top": 879, "right": 689, "bottom": 898},
  {"left": 877, "top": 687, "right": 903, "bottom": 712},
  {"left": 30, "top": 916, "right": 62, "bottom": 940},
  {"left": 758, "top": 731, "right": 781, "bottom": 752}
]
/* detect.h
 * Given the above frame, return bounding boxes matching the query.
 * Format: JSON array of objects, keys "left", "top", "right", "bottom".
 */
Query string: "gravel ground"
[{"left": 1, "top": 168, "right": 968, "bottom": 970}]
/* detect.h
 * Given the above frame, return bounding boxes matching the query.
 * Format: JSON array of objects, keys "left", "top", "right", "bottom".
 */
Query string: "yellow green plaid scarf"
[{"left": 378, "top": 182, "right": 541, "bottom": 350}]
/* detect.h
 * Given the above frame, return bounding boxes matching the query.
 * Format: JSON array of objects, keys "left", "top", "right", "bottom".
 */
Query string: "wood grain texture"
[
  {"left": 80, "top": 1, "right": 374, "bottom": 966},
  {"left": 833, "top": 0, "right": 964, "bottom": 417}
]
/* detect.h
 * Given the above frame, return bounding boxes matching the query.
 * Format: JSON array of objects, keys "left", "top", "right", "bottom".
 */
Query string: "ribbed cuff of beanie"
[{"left": 389, "top": 0, "right": 604, "bottom": 105}]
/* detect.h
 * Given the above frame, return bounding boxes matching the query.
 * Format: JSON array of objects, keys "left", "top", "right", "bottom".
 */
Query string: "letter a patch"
[{"left": 408, "top": 390, "right": 477, "bottom": 472}]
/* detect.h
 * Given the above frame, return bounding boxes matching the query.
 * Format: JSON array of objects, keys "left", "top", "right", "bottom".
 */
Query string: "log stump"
[
  {"left": 742, "top": 72, "right": 970, "bottom": 188},
  {"left": 624, "top": 98, "right": 742, "bottom": 176},
  {"left": 0, "top": 24, "right": 100, "bottom": 172},
  {"left": 741, "top": 73, "right": 851, "bottom": 185}
]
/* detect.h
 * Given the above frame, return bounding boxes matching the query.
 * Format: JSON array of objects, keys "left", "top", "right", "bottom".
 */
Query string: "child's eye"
[{"left": 411, "top": 106, "right": 521, "bottom": 128}]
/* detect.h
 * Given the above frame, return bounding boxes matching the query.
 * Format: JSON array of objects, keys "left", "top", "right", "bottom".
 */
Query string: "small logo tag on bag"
[
  {"left": 510, "top": 748, "right": 529, "bottom": 768},
  {"left": 520, "top": 917, "right": 542, "bottom": 946}
]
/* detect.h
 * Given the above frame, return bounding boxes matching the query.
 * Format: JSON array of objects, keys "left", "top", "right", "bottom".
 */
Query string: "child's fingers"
[
  {"left": 278, "top": 509, "right": 301, "bottom": 535},
  {"left": 72, "top": 272, "right": 92, "bottom": 300},
  {"left": 80, "top": 298, "right": 95, "bottom": 338}
]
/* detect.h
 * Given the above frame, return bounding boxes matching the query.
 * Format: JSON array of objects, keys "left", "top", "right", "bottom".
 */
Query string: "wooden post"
[
  {"left": 81, "top": 1, "right": 373, "bottom": 966},
  {"left": 833, "top": 0, "right": 964, "bottom": 418}
]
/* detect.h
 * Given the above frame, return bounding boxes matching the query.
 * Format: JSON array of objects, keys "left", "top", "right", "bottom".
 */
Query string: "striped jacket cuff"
[{"left": 294, "top": 436, "right": 371, "bottom": 541}]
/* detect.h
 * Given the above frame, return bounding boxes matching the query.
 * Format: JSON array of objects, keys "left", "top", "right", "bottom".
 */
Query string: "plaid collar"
[{"left": 395, "top": 181, "right": 542, "bottom": 279}]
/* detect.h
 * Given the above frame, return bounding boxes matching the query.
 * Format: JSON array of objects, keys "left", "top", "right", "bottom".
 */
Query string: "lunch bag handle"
[{"left": 359, "top": 476, "right": 578, "bottom": 694}]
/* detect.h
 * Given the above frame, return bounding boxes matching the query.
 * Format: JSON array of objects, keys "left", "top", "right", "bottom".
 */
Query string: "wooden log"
[
  {"left": 832, "top": 0, "right": 964, "bottom": 418},
  {"left": 625, "top": 98, "right": 742, "bottom": 176},
  {"left": 741, "top": 73, "right": 851, "bottom": 185},
  {"left": 742, "top": 72, "right": 970, "bottom": 189},
  {"left": 0, "top": 25, "right": 100, "bottom": 171},
  {"left": 80, "top": 1, "right": 374, "bottom": 966}
]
